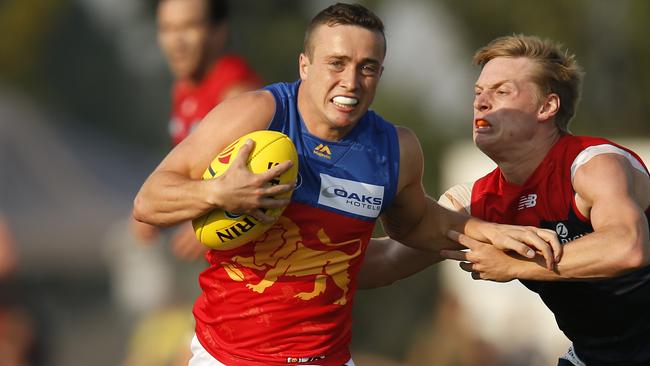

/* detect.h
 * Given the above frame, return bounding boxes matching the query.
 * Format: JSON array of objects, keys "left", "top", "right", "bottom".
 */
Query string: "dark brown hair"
[{"left": 303, "top": 3, "right": 385, "bottom": 59}]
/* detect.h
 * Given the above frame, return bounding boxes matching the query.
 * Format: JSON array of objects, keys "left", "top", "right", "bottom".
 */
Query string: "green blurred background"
[{"left": 1, "top": 0, "right": 648, "bottom": 365}]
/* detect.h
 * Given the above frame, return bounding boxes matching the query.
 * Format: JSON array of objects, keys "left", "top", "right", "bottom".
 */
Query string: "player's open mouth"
[
  {"left": 332, "top": 96, "right": 358, "bottom": 109},
  {"left": 475, "top": 118, "right": 491, "bottom": 129}
]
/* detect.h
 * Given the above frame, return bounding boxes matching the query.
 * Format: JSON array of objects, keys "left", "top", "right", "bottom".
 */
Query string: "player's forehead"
[
  {"left": 310, "top": 24, "right": 385, "bottom": 61},
  {"left": 476, "top": 57, "right": 537, "bottom": 88},
  {"left": 157, "top": 0, "right": 208, "bottom": 24}
]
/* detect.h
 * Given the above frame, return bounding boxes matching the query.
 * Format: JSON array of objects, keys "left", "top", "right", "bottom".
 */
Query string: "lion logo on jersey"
[{"left": 220, "top": 216, "right": 362, "bottom": 305}]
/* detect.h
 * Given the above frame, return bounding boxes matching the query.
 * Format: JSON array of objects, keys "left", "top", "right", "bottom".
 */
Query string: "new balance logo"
[
  {"left": 313, "top": 144, "right": 332, "bottom": 159},
  {"left": 517, "top": 194, "right": 537, "bottom": 210}
]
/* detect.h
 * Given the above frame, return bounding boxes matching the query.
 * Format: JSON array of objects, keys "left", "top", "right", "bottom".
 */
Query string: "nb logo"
[
  {"left": 517, "top": 194, "right": 537, "bottom": 210},
  {"left": 313, "top": 144, "right": 332, "bottom": 159}
]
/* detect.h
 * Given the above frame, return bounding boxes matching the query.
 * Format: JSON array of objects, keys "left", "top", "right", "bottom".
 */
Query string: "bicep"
[
  {"left": 155, "top": 91, "right": 276, "bottom": 179},
  {"left": 380, "top": 126, "right": 427, "bottom": 239}
]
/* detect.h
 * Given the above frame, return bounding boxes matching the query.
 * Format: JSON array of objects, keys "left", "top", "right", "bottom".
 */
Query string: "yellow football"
[{"left": 192, "top": 130, "right": 298, "bottom": 250}]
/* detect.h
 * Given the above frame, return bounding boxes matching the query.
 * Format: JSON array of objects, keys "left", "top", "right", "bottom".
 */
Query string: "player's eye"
[{"left": 361, "top": 64, "right": 379, "bottom": 76}]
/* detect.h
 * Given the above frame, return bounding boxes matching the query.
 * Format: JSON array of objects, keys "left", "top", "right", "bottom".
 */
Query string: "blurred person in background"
[
  {"left": 360, "top": 34, "right": 650, "bottom": 366},
  {"left": 133, "top": 3, "right": 559, "bottom": 365},
  {"left": 130, "top": 0, "right": 262, "bottom": 259},
  {"left": 118, "top": 0, "right": 261, "bottom": 365}
]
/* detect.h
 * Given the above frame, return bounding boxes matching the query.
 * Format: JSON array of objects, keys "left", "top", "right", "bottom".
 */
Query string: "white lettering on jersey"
[
  {"left": 555, "top": 223, "right": 569, "bottom": 238},
  {"left": 318, "top": 174, "right": 384, "bottom": 218},
  {"left": 517, "top": 194, "right": 537, "bottom": 210}
]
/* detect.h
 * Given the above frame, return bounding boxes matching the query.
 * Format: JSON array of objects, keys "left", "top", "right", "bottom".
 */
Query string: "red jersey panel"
[
  {"left": 470, "top": 134, "right": 648, "bottom": 226},
  {"left": 193, "top": 203, "right": 373, "bottom": 366},
  {"left": 169, "top": 54, "right": 261, "bottom": 146}
]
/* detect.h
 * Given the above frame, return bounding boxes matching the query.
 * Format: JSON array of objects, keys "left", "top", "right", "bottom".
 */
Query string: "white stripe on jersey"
[{"left": 571, "top": 144, "right": 649, "bottom": 181}]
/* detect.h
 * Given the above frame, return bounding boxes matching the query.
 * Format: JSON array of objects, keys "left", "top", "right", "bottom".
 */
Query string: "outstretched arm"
[
  {"left": 380, "top": 127, "right": 560, "bottom": 266},
  {"left": 358, "top": 183, "right": 472, "bottom": 289},
  {"left": 357, "top": 236, "right": 440, "bottom": 289},
  {"left": 133, "top": 91, "right": 294, "bottom": 227},
  {"left": 443, "top": 153, "right": 650, "bottom": 281}
]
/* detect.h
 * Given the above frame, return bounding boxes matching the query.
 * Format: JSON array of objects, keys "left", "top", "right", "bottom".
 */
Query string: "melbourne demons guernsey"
[
  {"left": 470, "top": 134, "right": 650, "bottom": 365},
  {"left": 169, "top": 54, "right": 261, "bottom": 146},
  {"left": 193, "top": 81, "right": 400, "bottom": 365}
]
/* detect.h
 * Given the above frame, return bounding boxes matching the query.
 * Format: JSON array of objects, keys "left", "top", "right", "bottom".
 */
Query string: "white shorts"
[{"left": 188, "top": 334, "right": 356, "bottom": 366}]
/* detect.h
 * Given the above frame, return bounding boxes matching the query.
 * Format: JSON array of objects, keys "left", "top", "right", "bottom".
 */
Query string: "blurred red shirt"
[{"left": 169, "top": 54, "right": 261, "bottom": 146}]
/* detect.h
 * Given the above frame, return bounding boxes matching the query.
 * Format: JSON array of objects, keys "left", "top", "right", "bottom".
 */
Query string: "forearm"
[
  {"left": 358, "top": 237, "right": 441, "bottom": 289},
  {"left": 133, "top": 170, "right": 216, "bottom": 227},
  {"left": 514, "top": 228, "right": 649, "bottom": 280},
  {"left": 386, "top": 197, "right": 467, "bottom": 252}
]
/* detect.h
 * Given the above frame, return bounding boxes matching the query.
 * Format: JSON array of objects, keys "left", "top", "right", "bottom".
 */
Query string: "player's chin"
[
  {"left": 330, "top": 107, "right": 363, "bottom": 126},
  {"left": 473, "top": 134, "right": 496, "bottom": 151}
]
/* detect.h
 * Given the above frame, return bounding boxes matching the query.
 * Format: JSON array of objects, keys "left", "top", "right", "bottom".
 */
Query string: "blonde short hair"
[{"left": 473, "top": 34, "right": 584, "bottom": 133}]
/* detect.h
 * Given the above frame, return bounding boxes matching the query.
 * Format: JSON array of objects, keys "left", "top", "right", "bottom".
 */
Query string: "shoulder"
[
  {"left": 570, "top": 136, "right": 649, "bottom": 181},
  {"left": 263, "top": 81, "right": 299, "bottom": 98},
  {"left": 395, "top": 126, "right": 422, "bottom": 156},
  {"left": 394, "top": 126, "right": 424, "bottom": 191},
  {"left": 199, "top": 90, "right": 276, "bottom": 133}
]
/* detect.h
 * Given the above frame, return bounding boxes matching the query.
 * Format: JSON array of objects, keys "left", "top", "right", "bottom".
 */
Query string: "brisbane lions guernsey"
[
  {"left": 169, "top": 54, "right": 261, "bottom": 146},
  {"left": 193, "top": 81, "right": 400, "bottom": 365},
  {"left": 470, "top": 134, "right": 650, "bottom": 365}
]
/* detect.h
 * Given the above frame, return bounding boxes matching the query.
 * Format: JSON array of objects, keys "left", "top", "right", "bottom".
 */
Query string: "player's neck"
[
  {"left": 497, "top": 131, "right": 562, "bottom": 185},
  {"left": 185, "top": 53, "right": 222, "bottom": 86}
]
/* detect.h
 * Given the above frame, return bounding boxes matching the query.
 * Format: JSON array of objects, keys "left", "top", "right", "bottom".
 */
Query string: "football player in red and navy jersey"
[
  {"left": 362, "top": 34, "right": 650, "bottom": 366},
  {"left": 131, "top": 0, "right": 261, "bottom": 259},
  {"left": 133, "top": 6, "right": 560, "bottom": 365}
]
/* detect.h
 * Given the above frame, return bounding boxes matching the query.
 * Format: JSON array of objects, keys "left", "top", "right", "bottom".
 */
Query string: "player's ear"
[
  {"left": 538, "top": 93, "right": 560, "bottom": 121},
  {"left": 299, "top": 53, "right": 310, "bottom": 80}
]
